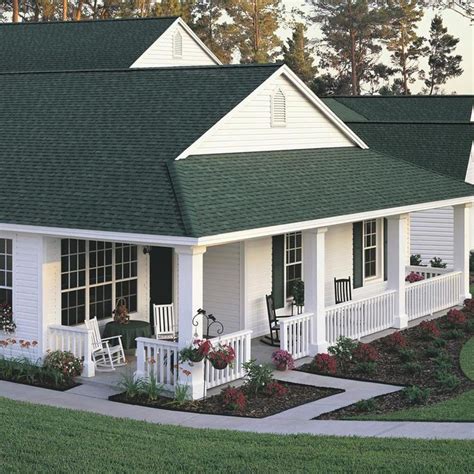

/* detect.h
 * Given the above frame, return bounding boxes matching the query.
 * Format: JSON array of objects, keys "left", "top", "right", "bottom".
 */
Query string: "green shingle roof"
[
  {"left": 169, "top": 148, "right": 474, "bottom": 237},
  {"left": 323, "top": 96, "right": 474, "bottom": 123},
  {"left": 0, "top": 17, "right": 178, "bottom": 72},
  {"left": 0, "top": 64, "right": 279, "bottom": 236}
]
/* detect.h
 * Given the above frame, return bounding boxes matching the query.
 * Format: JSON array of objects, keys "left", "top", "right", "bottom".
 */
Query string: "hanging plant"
[
  {"left": 179, "top": 339, "right": 212, "bottom": 364},
  {"left": 208, "top": 343, "right": 236, "bottom": 370}
]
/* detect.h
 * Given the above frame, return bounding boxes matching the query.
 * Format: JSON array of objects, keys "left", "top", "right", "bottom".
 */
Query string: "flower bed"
[{"left": 298, "top": 302, "right": 474, "bottom": 420}]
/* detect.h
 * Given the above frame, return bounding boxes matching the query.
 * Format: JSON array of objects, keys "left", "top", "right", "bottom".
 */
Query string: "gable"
[
  {"left": 130, "top": 19, "right": 219, "bottom": 68},
  {"left": 182, "top": 69, "right": 359, "bottom": 158},
  {"left": 466, "top": 142, "right": 474, "bottom": 185}
]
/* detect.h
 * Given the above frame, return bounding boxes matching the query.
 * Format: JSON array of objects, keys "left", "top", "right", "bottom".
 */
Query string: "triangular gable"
[
  {"left": 176, "top": 65, "right": 367, "bottom": 159},
  {"left": 130, "top": 18, "right": 221, "bottom": 68}
]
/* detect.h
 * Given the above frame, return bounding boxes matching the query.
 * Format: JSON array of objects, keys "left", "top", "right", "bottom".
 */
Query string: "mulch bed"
[
  {"left": 297, "top": 311, "right": 474, "bottom": 420},
  {"left": 0, "top": 376, "right": 80, "bottom": 392},
  {"left": 110, "top": 382, "right": 343, "bottom": 418}
]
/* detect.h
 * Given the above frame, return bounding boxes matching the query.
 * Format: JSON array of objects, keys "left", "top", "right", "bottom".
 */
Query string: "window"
[
  {"left": 363, "top": 219, "right": 377, "bottom": 279},
  {"left": 0, "top": 238, "right": 13, "bottom": 305},
  {"left": 61, "top": 240, "right": 138, "bottom": 326},
  {"left": 271, "top": 89, "right": 287, "bottom": 127},
  {"left": 285, "top": 232, "right": 302, "bottom": 298},
  {"left": 173, "top": 31, "right": 183, "bottom": 58}
]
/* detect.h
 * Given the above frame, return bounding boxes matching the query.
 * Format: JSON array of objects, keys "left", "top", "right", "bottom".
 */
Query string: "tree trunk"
[
  {"left": 75, "top": 0, "right": 83, "bottom": 20},
  {"left": 12, "top": 0, "right": 19, "bottom": 22},
  {"left": 63, "top": 0, "right": 68, "bottom": 21},
  {"left": 350, "top": 29, "right": 358, "bottom": 95},
  {"left": 253, "top": 0, "right": 260, "bottom": 61}
]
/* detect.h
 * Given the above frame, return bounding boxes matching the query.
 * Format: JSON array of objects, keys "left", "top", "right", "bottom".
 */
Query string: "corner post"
[
  {"left": 175, "top": 245, "right": 207, "bottom": 400},
  {"left": 387, "top": 214, "right": 409, "bottom": 328},
  {"left": 453, "top": 203, "right": 472, "bottom": 301},
  {"left": 303, "top": 227, "right": 328, "bottom": 355}
]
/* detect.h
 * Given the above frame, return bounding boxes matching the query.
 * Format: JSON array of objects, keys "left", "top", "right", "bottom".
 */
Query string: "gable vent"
[
  {"left": 173, "top": 31, "right": 183, "bottom": 58},
  {"left": 271, "top": 89, "right": 287, "bottom": 126}
]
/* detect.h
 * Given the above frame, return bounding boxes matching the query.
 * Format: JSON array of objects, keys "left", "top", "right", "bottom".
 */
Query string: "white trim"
[
  {"left": 0, "top": 196, "right": 472, "bottom": 248},
  {"left": 175, "top": 65, "right": 368, "bottom": 160},
  {"left": 465, "top": 141, "right": 474, "bottom": 185},
  {"left": 271, "top": 88, "right": 287, "bottom": 127}
]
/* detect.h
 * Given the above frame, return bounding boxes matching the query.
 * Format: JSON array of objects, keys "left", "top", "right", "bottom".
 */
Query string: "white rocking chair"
[
  {"left": 85, "top": 317, "right": 127, "bottom": 371},
  {"left": 153, "top": 304, "right": 177, "bottom": 340}
]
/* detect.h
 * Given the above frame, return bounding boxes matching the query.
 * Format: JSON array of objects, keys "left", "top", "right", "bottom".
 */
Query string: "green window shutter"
[
  {"left": 353, "top": 222, "right": 363, "bottom": 289},
  {"left": 272, "top": 235, "right": 285, "bottom": 309},
  {"left": 383, "top": 218, "right": 388, "bottom": 281}
]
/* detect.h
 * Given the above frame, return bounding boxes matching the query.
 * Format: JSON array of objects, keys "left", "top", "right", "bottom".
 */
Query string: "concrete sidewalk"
[{"left": 1, "top": 378, "right": 473, "bottom": 440}]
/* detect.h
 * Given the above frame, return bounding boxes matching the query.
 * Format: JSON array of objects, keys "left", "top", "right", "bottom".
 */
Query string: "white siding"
[
  {"left": 242, "top": 238, "right": 272, "bottom": 337},
  {"left": 410, "top": 207, "right": 454, "bottom": 267},
  {"left": 203, "top": 243, "right": 241, "bottom": 336},
  {"left": 130, "top": 22, "right": 217, "bottom": 68},
  {"left": 190, "top": 74, "right": 355, "bottom": 156}
]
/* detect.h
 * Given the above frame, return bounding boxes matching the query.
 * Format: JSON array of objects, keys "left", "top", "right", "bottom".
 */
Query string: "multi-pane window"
[
  {"left": 285, "top": 232, "right": 302, "bottom": 298},
  {"left": 61, "top": 240, "right": 138, "bottom": 326},
  {"left": 363, "top": 219, "right": 377, "bottom": 279},
  {"left": 0, "top": 239, "right": 13, "bottom": 305}
]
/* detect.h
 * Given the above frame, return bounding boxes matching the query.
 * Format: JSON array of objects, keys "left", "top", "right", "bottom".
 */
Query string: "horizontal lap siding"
[
  {"left": 131, "top": 23, "right": 216, "bottom": 68},
  {"left": 203, "top": 243, "right": 241, "bottom": 336},
  {"left": 410, "top": 207, "right": 454, "bottom": 267},
  {"left": 192, "top": 75, "right": 354, "bottom": 156}
]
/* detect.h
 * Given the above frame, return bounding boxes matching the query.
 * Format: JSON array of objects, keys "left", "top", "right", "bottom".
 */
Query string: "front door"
[{"left": 149, "top": 246, "right": 173, "bottom": 325}]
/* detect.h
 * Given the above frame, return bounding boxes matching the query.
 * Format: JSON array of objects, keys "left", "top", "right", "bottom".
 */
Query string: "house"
[
  {"left": 323, "top": 96, "right": 474, "bottom": 267},
  {"left": 0, "top": 18, "right": 473, "bottom": 400}
]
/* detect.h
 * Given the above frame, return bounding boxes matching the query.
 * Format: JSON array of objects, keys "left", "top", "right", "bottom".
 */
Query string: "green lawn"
[
  {"left": 0, "top": 397, "right": 473, "bottom": 472},
  {"left": 348, "top": 337, "right": 474, "bottom": 422}
]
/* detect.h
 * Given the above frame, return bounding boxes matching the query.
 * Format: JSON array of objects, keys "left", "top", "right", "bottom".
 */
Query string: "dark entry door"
[{"left": 149, "top": 246, "right": 173, "bottom": 324}]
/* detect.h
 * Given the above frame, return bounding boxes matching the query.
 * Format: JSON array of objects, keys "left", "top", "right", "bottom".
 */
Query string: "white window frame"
[
  {"left": 172, "top": 30, "right": 183, "bottom": 59},
  {"left": 271, "top": 88, "right": 287, "bottom": 127},
  {"left": 60, "top": 240, "right": 138, "bottom": 326},
  {"left": 284, "top": 231, "right": 303, "bottom": 302},
  {"left": 362, "top": 219, "right": 383, "bottom": 283},
  {"left": 0, "top": 238, "right": 13, "bottom": 306}
]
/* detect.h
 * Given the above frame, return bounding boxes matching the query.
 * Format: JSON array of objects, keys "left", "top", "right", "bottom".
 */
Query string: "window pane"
[
  {"left": 61, "top": 289, "right": 86, "bottom": 326},
  {"left": 90, "top": 284, "right": 113, "bottom": 321},
  {"left": 116, "top": 279, "right": 137, "bottom": 313}
]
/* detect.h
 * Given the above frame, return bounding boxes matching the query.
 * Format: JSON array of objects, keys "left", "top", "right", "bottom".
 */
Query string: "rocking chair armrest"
[
  {"left": 275, "top": 314, "right": 293, "bottom": 320},
  {"left": 101, "top": 335, "right": 123, "bottom": 343}
]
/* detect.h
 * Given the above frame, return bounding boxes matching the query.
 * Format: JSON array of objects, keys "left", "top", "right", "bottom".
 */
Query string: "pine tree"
[
  {"left": 422, "top": 14, "right": 463, "bottom": 95},
  {"left": 386, "top": 0, "right": 425, "bottom": 95},
  {"left": 282, "top": 23, "right": 317, "bottom": 85},
  {"left": 226, "top": 0, "right": 284, "bottom": 63},
  {"left": 307, "top": 0, "right": 390, "bottom": 95},
  {"left": 311, "top": 73, "right": 352, "bottom": 96}
]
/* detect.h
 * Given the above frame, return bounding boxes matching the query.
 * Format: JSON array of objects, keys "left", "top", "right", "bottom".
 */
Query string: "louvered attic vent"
[
  {"left": 173, "top": 31, "right": 183, "bottom": 58},
  {"left": 272, "top": 89, "right": 287, "bottom": 126}
]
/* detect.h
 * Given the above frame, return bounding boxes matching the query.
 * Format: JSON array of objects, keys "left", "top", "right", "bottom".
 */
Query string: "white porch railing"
[
  {"left": 135, "top": 337, "right": 179, "bottom": 392},
  {"left": 405, "top": 265, "right": 451, "bottom": 280},
  {"left": 205, "top": 329, "right": 252, "bottom": 389},
  {"left": 325, "top": 290, "right": 397, "bottom": 346},
  {"left": 280, "top": 312, "right": 312, "bottom": 360},
  {"left": 406, "top": 271, "right": 462, "bottom": 321},
  {"left": 47, "top": 324, "right": 95, "bottom": 377}
]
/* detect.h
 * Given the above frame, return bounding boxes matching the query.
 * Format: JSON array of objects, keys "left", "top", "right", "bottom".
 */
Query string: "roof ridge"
[
  {"left": 326, "top": 94, "right": 474, "bottom": 98},
  {"left": 0, "top": 63, "right": 282, "bottom": 77},
  {"left": 0, "top": 16, "right": 179, "bottom": 27},
  {"left": 346, "top": 121, "right": 473, "bottom": 125}
]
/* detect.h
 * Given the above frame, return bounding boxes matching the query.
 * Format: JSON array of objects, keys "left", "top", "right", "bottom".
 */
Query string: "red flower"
[
  {"left": 385, "top": 332, "right": 407, "bottom": 350},
  {"left": 463, "top": 298, "right": 474, "bottom": 313},
  {"left": 313, "top": 353, "right": 337, "bottom": 374},
  {"left": 447, "top": 309, "right": 467, "bottom": 328},
  {"left": 419, "top": 320, "right": 441, "bottom": 339},
  {"left": 221, "top": 387, "right": 247, "bottom": 411},
  {"left": 181, "top": 369, "right": 192, "bottom": 377},
  {"left": 352, "top": 343, "right": 379, "bottom": 363},
  {"left": 264, "top": 381, "right": 288, "bottom": 397}
]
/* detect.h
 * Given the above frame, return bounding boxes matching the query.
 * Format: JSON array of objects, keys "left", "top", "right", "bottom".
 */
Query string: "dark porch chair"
[
  {"left": 334, "top": 277, "right": 352, "bottom": 304},
  {"left": 261, "top": 294, "right": 292, "bottom": 346}
]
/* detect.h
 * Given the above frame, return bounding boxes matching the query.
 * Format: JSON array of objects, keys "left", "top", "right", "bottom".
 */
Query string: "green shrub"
[
  {"left": 435, "top": 371, "right": 460, "bottom": 391},
  {"left": 403, "top": 361, "right": 422, "bottom": 375},
  {"left": 398, "top": 348, "right": 416, "bottom": 362},
  {"left": 328, "top": 336, "right": 358, "bottom": 370},
  {"left": 424, "top": 345, "right": 442, "bottom": 359},
  {"left": 354, "top": 361, "right": 377, "bottom": 375},
  {"left": 354, "top": 398, "right": 377, "bottom": 412},
  {"left": 118, "top": 372, "right": 144, "bottom": 398},
  {"left": 43, "top": 350, "right": 82, "bottom": 381},
  {"left": 444, "top": 329, "right": 464, "bottom": 340},
  {"left": 433, "top": 337, "right": 447, "bottom": 348},
  {"left": 140, "top": 374, "right": 164, "bottom": 402},
  {"left": 403, "top": 385, "right": 431, "bottom": 405},
  {"left": 434, "top": 352, "right": 452, "bottom": 371},
  {"left": 466, "top": 320, "right": 474, "bottom": 334},
  {"left": 410, "top": 254, "right": 423, "bottom": 266},
  {"left": 243, "top": 360, "right": 274, "bottom": 396}
]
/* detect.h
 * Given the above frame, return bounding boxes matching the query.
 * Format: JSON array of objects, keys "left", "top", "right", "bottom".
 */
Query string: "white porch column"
[
  {"left": 303, "top": 227, "right": 328, "bottom": 355},
  {"left": 387, "top": 214, "right": 409, "bottom": 329},
  {"left": 175, "top": 245, "right": 207, "bottom": 400},
  {"left": 453, "top": 203, "right": 472, "bottom": 301}
]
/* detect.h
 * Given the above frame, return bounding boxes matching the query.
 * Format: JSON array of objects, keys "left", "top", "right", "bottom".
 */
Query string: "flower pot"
[
  {"left": 210, "top": 359, "right": 228, "bottom": 370},
  {"left": 188, "top": 350, "right": 205, "bottom": 363},
  {"left": 276, "top": 362, "right": 287, "bottom": 371}
]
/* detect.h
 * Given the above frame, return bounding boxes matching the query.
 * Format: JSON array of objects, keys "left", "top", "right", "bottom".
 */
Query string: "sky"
[{"left": 283, "top": 1, "right": 473, "bottom": 94}]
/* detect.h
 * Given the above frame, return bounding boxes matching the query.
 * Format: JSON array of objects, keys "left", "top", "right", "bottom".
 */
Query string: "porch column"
[
  {"left": 387, "top": 214, "right": 409, "bottom": 329},
  {"left": 303, "top": 227, "right": 328, "bottom": 355},
  {"left": 453, "top": 203, "right": 472, "bottom": 301},
  {"left": 175, "top": 245, "right": 207, "bottom": 400}
]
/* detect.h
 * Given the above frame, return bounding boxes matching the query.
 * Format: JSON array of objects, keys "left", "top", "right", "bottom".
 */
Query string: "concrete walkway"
[{"left": 1, "top": 376, "right": 473, "bottom": 440}]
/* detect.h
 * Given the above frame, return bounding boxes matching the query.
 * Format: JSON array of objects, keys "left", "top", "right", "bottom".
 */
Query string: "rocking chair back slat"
[
  {"left": 334, "top": 277, "right": 352, "bottom": 305},
  {"left": 153, "top": 304, "right": 176, "bottom": 340},
  {"left": 85, "top": 317, "right": 103, "bottom": 353}
]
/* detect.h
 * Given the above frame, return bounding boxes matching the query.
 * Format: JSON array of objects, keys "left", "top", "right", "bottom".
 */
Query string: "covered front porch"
[{"left": 45, "top": 203, "right": 471, "bottom": 399}]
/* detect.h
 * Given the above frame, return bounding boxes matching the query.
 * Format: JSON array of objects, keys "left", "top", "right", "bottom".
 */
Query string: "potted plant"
[
  {"left": 0, "top": 304, "right": 16, "bottom": 334},
  {"left": 179, "top": 339, "right": 212, "bottom": 364},
  {"left": 271, "top": 350, "right": 295, "bottom": 371},
  {"left": 208, "top": 343, "right": 235, "bottom": 370},
  {"left": 405, "top": 272, "right": 425, "bottom": 283},
  {"left": 113, "top": 298, "right": 130, "bottom": 325}
]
